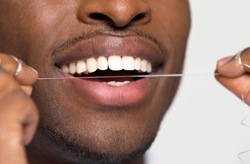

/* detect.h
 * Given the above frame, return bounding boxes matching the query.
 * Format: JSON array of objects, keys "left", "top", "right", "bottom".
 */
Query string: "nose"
[{"left": 78, "top": 0, "right": 151, "bottom": 28}]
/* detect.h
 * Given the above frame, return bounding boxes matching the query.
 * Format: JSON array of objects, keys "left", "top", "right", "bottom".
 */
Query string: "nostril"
[
  {"left": 89, "top": 13, "right": 112, "bottom": 22},
  {"left": 133, "top": 13, "right": 146, "bottom": 21},
  {"left": 89, "top": 12, "right": 149, "bottom": 28}
]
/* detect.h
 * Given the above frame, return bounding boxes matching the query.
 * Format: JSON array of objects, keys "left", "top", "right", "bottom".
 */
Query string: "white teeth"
[
  {"left": 69, "top": 63, "right": 76, "bottom": 74},
  {"left": 106, "top": 81, "right": 131, "bottom": 86},
  {"left": 87, "top": 58, "right": 98, "bottom": 73},
  {"left": 108, "top": 56, "right": 123, "bottom": 71},
  {"left": 97, "top": 56, "right": 108, "bottom": 70},
  {"left": 61, "top": 56, "right": 153, "bottom": 75},
  {"left": 122, "top": 56, "right": 135, "bottom": 71},
  {"left": 147, "top": 63, "right": 152, "bottom": 73},
  {"left": 61, "top": 65, "right": 70, "bottom": 73},
  {"left": 134, "top": 57, "right": 141, "bottom": 71},
  {"left": 141, "top": 59, "right": 148, "bottom": 72},
  {"left": 76, "top": 60, "right": 86, "bottom": 74}
]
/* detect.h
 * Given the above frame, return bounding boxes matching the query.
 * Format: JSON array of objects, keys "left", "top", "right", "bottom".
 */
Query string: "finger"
[
  {"left": 20, "top": 85, "right": 33, "bottom": 96},
  {"left": 216, "top": 48, "right": 250, "bottom": 77},
  {"left": 216, "top": 48, "right": 250, "bottom": 105},
  {"left": 0, "top": 69, "right": 39, "bottom": 144},
  {"left": 0, "top": 89, "right": 38, "bottom": 164},
  {"left": 0, "top": 90, "right": 38, "bottom": 164},
  {"left": 0, "top": 53, "right": 38, "bottom": 85},
  {"left": 0, "top": 70, "right": 39, "bottom": 164},
  {"left": 0, "top": 68, "right": 32, "bottom": 96},
  {"left": 216, "top": 74, "right": 250, "bottom": 101}
]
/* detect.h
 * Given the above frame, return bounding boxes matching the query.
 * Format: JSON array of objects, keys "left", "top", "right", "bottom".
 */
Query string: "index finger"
[{"left": 0, "top": 54, "right": 38, "bottom": 85}]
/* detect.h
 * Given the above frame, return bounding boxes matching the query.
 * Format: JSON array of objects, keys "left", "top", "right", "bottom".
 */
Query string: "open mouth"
[
  {"left": 53, "top": 36, "right": 165, "bottom": 106},
  {"left": 59, "top": 55, "right": 153, "bottom": 87}
]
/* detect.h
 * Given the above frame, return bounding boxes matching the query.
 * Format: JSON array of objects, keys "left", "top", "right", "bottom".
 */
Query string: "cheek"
[
  {"left": 151, "top": 0, "right": 191, "bottom": 48},
  {"left": 0, "top": 2, "right": 26, "bottom": 54},
  {"left": 147, "top": 1, "right": 190, "bottom": 74},
  {"left": 0, "top": 1, "right": 78, "bottom": 60}
]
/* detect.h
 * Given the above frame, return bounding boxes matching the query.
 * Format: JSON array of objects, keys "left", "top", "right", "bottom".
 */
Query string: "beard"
[{"left": 36, "top": 122, "right": 158, "bottom": 164}]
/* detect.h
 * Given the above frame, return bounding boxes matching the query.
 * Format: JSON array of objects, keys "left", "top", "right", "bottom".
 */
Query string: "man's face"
[{"left": 0, "top": 0, "right": 190, "bottom": 163}]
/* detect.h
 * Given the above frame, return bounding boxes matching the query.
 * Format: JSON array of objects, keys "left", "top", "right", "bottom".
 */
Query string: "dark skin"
[
  {"left": 0, "top": 0, "right": 192, "bottom": 163},
  {"left": 1, "top": 1, "right": 249, "bottom": 164},
  {"left": 216, "top": 49, "right": 250, "bottom": 104}
]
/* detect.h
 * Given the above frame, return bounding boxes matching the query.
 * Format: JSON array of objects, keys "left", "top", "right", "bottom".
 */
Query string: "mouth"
[
  {"left": 60, "top": 55, "right": 153, "bottom": 86},
  {"left": 53, "top": 36, "right": 166, "bottom": 106}
]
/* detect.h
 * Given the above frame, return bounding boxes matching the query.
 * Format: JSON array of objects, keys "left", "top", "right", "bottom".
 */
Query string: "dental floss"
[
  {"left": 238, "top": 93, "right": 250, "bottom": 164},
  {"left": 239, "top": 150, "right": 250, "bottom": 164},
  {"left": 37, "top": 73, "right": 219, "bottom": 80},
  {"left": 240, "top": 94, "right": 250, "bottom": 128}
]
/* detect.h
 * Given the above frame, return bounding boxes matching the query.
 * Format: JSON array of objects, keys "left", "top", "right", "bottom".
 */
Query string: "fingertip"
[
  {"left": 16, "top": 64, "right": 38, "bottom": 85},
  {"left": 28, "top": 66, "right": 38, "bottom": 75},
  {"left": 216, "top": 55, "right": 243, "bottom": 77},
  {"left": 216, "top": 56, "right": 234, "bottom": 68}
]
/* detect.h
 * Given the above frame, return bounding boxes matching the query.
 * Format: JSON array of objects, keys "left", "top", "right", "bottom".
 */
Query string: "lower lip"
[{"left": 68, "top": 74, "right": 156, "bottom": 107}]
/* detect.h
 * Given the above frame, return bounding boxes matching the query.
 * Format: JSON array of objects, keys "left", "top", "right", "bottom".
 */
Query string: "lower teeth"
[{"left": 104, "top": 81, "right": 131, "bottom": 86}]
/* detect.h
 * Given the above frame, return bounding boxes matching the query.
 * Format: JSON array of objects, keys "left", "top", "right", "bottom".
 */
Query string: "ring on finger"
[
  {"left": 235, "top": 51, "right": 250, "bottom": 72},
  {"left": 10, "top": 55, "right": 23, "bottom": 77}
]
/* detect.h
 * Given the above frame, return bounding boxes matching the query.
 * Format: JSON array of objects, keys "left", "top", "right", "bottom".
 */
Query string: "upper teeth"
[{"left": 61, "top": 56, "right": 152, "bottom": 75}]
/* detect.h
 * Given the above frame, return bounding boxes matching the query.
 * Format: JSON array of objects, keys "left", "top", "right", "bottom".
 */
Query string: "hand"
[
  {"left": 0, "top": 54, "right": 39, "bottom": 164},
  {"left": 216, "top": 48, "right": 250, "bottom": 104}
]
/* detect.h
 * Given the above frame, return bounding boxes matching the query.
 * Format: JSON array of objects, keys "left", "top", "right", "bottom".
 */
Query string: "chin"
[{"left": 33, "top": 114, "right": 159, "bottom": 164}]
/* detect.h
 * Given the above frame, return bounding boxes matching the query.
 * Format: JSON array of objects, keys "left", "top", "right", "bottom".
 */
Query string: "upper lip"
[{"left": 53, "top": 33, "right": 166, "bottom": 69}]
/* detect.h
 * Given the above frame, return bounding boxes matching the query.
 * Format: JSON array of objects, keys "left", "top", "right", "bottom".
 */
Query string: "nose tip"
[{"left": 78, "top": 0, "right": 151, "bottom": 28}]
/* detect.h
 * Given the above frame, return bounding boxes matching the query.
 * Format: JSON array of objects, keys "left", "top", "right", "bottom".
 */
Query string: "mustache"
[{"left": 52, "top": 29, "right": 167, "bottom": 56}]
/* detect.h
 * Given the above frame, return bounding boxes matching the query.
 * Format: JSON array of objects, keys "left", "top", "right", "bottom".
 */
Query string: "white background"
[{"left": 146, "top": 1, "right": 250, "bottom": 164}]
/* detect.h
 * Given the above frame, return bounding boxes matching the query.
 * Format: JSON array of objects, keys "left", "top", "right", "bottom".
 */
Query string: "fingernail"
[
  {"left": 217, "top": 56, "right": 234, "bottom": 67},
  {"left": 29, "top": 66, "right": 38, "bottom": 74}
]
